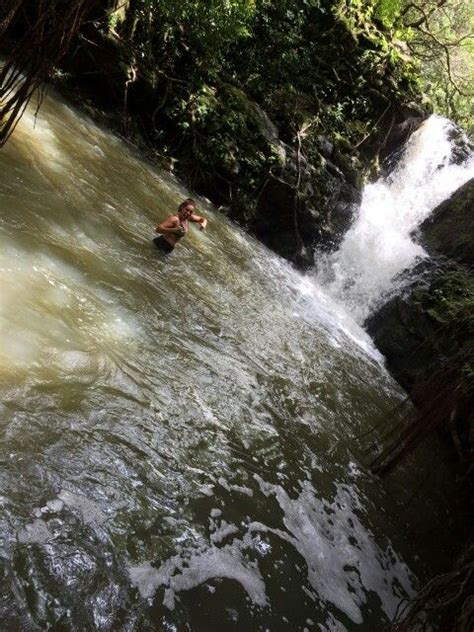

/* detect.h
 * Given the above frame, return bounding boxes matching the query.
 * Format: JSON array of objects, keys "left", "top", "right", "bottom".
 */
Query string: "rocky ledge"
[{"left": 367, "top": 177, "right": 474, "bottom": 460}]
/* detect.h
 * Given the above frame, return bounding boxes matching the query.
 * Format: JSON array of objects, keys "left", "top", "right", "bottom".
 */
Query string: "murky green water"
[{"left": 0, "top": 90, "right": 452, "bottom": 630}]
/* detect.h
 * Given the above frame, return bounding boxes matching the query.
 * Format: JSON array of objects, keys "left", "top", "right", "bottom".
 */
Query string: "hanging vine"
[{"left": 0, "top": 0, "right": 99, "bottom": 145}]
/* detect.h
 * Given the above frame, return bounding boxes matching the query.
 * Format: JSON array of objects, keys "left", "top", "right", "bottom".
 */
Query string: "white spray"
[{"left": 316, "top": 115, "right": 474, "bottom": 323}]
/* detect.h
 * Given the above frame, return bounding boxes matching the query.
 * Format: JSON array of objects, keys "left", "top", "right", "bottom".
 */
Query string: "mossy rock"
[{"left": 420, "top": 178, "right": 474, "bottom": 267}]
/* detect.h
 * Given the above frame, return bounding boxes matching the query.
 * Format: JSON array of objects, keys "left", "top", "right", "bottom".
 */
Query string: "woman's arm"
[{"left": 190, "top": 213, "right": 208, "bottom": 231}]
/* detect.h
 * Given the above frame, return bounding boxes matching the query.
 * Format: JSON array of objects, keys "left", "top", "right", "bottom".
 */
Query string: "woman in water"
[{"left": 154, "top": 198, "right": 208, "bottom": 254}]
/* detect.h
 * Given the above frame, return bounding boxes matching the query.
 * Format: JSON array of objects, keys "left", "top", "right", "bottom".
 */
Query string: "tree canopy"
[{"left": 376, "top": 0, "right": 474, "bottom": 131}]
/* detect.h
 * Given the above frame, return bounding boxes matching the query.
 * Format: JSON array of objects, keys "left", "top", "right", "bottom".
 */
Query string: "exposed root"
[{"left": 388, "top": 546, "right": 474, "bottom": 632}]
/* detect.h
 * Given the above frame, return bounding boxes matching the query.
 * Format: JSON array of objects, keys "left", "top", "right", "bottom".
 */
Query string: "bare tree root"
[{"left": 388, "top": 546, "right": 474, "bottom": 632}]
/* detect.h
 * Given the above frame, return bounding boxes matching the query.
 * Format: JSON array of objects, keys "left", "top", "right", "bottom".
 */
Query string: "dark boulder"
[
  {"left": 252, "top": 146, "right": 362, "bottom": 267},
  {"left": 359, "top": 101, "right": 428, "bottom": 171},
  {"left": 365, "top": 264, "right": 445, "bottom": 393},
  {"left": 418, "top": 178, "right": 474, "bottom": 267},
  {"left": 251, "top": 177, "right": 313, "bottom": 268},
  {"left": 368, "top": 176, "right": 474, "bottom": 410},
  {"left": 447, "top": 125, "right": 474, "bottom": 166}
]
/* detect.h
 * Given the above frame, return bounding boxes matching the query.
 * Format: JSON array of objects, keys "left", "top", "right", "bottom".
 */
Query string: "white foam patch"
[
  {"left": 129, "top": 536, "right": 268, "bottom": 609},
  {"left": 251, "top": 475, "right": 415, "bottom": 624},
  {"left": 101, "top": 312, "right": 138, "bottom": 343},
  {"left": 53, "top": 351, "right": 94, "bottom": 375},
  {"left": 46, "top": 499, "right": 65, "bottom": 513},
  {"left": 128, "top": 560, "right": 177, "bottom": 600},
  {"left": 17, "top": 519, "right": 52, "bottom": 544},
  {"left": 58, "top": 490, "right": 107, "bottom": 525},
  {"left": 210, "top": 521, "right": 240, "bottom": 544},
  {"left": 89, "top": 144, "right": 105, "bottom": 158},
  {"left": 218, "top": 477, "right": 253, "bottom": 497},
  {"left": 293, "top": 278, "right": 384, "bottom": 363}
]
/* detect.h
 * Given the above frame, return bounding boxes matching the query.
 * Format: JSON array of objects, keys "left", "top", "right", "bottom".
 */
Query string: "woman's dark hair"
[{"left": 178, "top": 198, "right": 196, "bottom": 212}]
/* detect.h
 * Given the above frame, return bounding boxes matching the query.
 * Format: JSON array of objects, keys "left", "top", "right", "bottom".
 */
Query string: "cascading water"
[
  {"left": 0, "top": 92, "right": 463, "bottom": 630},
  {"left": 316, "top": 115, "right": 474, "bottom": 323}
]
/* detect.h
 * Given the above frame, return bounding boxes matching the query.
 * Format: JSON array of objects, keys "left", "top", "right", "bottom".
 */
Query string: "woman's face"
[{"left": 179, "top": 205, "right": 194, "bottom": 219}]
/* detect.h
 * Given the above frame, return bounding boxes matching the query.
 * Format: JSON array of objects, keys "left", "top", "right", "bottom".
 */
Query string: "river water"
[{"left": 0, "top": 92, "right": 464, "bottom": 630}]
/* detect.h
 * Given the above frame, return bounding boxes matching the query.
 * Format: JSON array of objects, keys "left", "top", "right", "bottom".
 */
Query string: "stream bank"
[{"left": 367, "top": 177, "right": 474, "bottom": 630}]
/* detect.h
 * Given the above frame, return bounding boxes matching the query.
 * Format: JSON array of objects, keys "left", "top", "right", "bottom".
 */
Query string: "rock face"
[
  {"left": 360, "top": 102, "right": 427, "bottom": 170},
  {"left": 367, "top": 177, "right": 473, "bottom": 410},
  {"left": 252, "top": 147, "right": 362, "bottom": 268},
  {"left": 447, "top": 125, "right": 474, "bottom": 166},
  {"left": 366, "top": 261, "right": 451, "bottom": 393},
  {"left": 419, "top": 178, "right": 474, "bottom": 266}
]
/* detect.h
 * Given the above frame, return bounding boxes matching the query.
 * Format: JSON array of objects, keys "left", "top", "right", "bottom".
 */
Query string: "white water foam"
[
  {"left": 251, "top": 475, "right": 415, "bottom": 625},
  {"left": 128, "top": 474, "right": 414, "bottom": 628},
  {"left": 315, "top": 115, "right": 474, "bottom": 322},
  {"left": 128, "top": 536, "right": 268, "bottom": 608}
]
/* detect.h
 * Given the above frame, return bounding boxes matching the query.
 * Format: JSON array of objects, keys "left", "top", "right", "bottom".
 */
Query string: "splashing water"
[{"left": 316, "top": 115, "right": 474, "bottom": 323}]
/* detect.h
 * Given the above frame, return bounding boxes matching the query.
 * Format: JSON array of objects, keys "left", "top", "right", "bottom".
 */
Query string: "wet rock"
[
  {"left": 367, "top": 292, "right": 430, "bottom": 392},
  {"left": 252, "top": 145, "right": 362, "bottom": 267},
  {"left": 361, "top": 101, "right": 429, "bottom": 174},
  {"left": 447, "top": 125, "right": 474, "bottom": 166},
  {"left": 129, "top": 561, "right": 167, "bottom": 600},
  {"left": 251, "top": 102, "right": 279, "bottom": 143},
  {"left": 367, "top": 264, "right": 452, "bottom": 390},
  {"left": 252, "top": 177, "right": 313, "bottom": 268},
  {"left": 418, "top": 178, "right": 474, "bottom": 266},
  {"left": 316, "top": 135, "right": 334, "bottom": 160}
]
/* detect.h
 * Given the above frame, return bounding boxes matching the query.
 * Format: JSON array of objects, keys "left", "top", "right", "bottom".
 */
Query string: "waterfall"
[{"left": 315, "top": 115, "right": 474, "bottom": 323}]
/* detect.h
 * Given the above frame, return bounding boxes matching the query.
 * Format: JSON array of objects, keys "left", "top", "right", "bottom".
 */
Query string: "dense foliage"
[
  {"left": 0, "top": 0, "right": 438, "bottom": 219},
  {"left": 2, "top": 1, "right": 471, "bottom": 189},
  {"left": 0, "top": 0, "right": 98, "bottom": 144},
  {"left": 79, "top": 0, "right": 423, "bottom": 212}
]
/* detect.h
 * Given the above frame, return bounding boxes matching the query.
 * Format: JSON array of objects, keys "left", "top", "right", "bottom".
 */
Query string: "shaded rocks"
[
  {"left": 251, "top": 139, "right": 363, "bottom": 268},
  {"left": 365, "top": 260, "right": 451, "bottom": 393},
  {"left": 366, "top": 289, "right": 430, "bottom": 392},
  {"left": 447, "top": 126, "right": 474, "bottom": 166},
  {"left": 250, "top": 101, "right": 287, "bottom": 165},
  {"left": 252, "top": 177, "right": 312, "bottom": 267},
  {"left": 419, "top": 178, "right": 474, "bottom": 266},
  {"left": 367, "top": 177, "right": 474, "bottom": 398},
  {"left": 360, "top": 101, "right": 428, "bottom": 169},
  {"left": 316, "top": 135, "right": 334, "bottom": 160}
]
